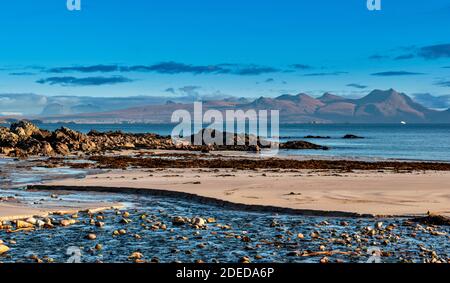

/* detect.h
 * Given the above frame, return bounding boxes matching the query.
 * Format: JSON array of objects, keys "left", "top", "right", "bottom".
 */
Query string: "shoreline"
[
  {"left": 29, "top": 184, "right": 374, "bottom": 218},
  {"left": 38, "top": 167, "right": 450, "bottom": 218},
  {"left": 0, "top": 202, "right": 123, "bottom": 222}
]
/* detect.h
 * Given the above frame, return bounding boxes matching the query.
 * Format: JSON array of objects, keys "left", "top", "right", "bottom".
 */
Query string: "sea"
[{"left": 2, "top": 123, "right": 450, "bottom": 162}]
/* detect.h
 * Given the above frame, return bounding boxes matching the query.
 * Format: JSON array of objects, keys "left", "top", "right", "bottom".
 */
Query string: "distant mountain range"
[
  {"left": 34, "top": 89, "right": 450, "bottom": 124},
  {"left": 0, "top": 93, "right": 209, "bottom": 116}
]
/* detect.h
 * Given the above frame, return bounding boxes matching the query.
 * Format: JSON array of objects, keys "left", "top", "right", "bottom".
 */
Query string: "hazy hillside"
[{"left": 35, "top": 89, "right": 450, "bottom": 124}]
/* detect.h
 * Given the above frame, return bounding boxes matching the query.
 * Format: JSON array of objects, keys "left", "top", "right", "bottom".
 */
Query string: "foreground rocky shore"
[
  {"left": 0, "top": 189, "right": 449, "bottom": 263},
  {"left": 1, "top": 121, "right": 450, "bottom": 263}
]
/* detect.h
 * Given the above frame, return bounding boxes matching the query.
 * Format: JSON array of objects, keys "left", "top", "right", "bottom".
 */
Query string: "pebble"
[
  {"left": 16, "top": 220, "right": 34, "bottom": 229},
  {"left": 0, "top": 244, "right": 9, "bottom": 254},
  {"left": 95, "top": 221, "right": 105, "bottom": 228},
  {"left": 375, "top": 222, "right": 384, "bottom": 230},
  {"left": 241, "top": 236, "right": 251, "bottom": 242},
  {"left": 191, "top": 217, "right": 206, "bottom": 227},
  {"left": 36, "top": 219, "right": 45, "bottom": 228},
  {"left": 26, "top": 217, "right": 37, "bottom": 225},
  {"left": 60, "top": 219, "right": 77, "bottom": 227},
  {"left": 86, "top": 233, "right": 97, "bottom": 240},
  {"left": 120, "top": 218, "right": 132, "bottom": 224},
  {"left": 172, "top": 216, "right": 187, "bottom": 226},
  {"left": 311, "top": 231, "right": 320, "bottom": 239},
  {"left": 129, "top": 252, "right": 143, "bottom": 259}
]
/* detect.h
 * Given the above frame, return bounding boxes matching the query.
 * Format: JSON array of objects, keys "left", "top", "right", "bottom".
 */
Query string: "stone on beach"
[
  {"left": 86, "top": 233, "right": 97, "bottom": 240},
  {"left": 191, "top": 217, "right": 206, "bottom": 227},
  {"left": 95, "top": 221, "right": 105, "bottom": 228},
  {"left": 60, "top": 219, "right": 77, "bottom": 227},
  {"left": 129, "top": 252, "right": 143, "bottom": 259},
  {"left": 0, "top": 244, "right": 9, "bottom": 254},
  {"left": 26, "top": 217, "right": 37, "bottom": 225},
  {"left": 16, "top": 220, "right": 34, "bottom": 229},
  {"left": 172, "top": 216, "right": 187, "bottom": 226}
]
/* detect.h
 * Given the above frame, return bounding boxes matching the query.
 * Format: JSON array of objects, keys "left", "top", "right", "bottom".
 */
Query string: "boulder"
[
  {"left": 10, "top": 121, "right": 41, "bottom": 137},
  {"left": 54, "top": 143, "right": 70, "bottom": 155},
  {"left": 8, "top": 148, "right": 28, "bottom": 158},
  {"left": 0, "top": 127, "right": 19, "bottom": 147},
  {"left": 0, "top": 147, "right": 14, "bottom": 155},
  {"left": 41, "top": 142, "right": 55, "bottom": 156}
]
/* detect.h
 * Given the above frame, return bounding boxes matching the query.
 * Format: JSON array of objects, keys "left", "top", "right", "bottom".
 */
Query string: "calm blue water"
[{"left": 2, "top": 123, "right": 450, "bottom": 162}]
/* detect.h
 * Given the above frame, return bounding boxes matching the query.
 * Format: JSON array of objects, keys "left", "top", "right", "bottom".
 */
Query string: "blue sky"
[{"left": 0, "top": 0, "right": 449, "bottom": 98}]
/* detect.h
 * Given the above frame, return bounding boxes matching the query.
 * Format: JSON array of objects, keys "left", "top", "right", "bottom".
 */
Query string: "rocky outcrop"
[
  {"left": 0, "top": 127, "right": 19, "bottom": 147},
  {"left": 0, "top": 121, "right": 329, "bottom": 157},
  {"left": 10, "top": 121, "right": 42, "bottom": 138},
  {"left": 0, "top": 122, "right": 93, "bottom": 157},
  {"left": 412, "top": 214, "right": 450, "bottom": 226},
  {"left": 185, "top": 129, "right": 265, "bottom": 152},
  {"left": 280, "top": 140, "right": 329, "bottom": 150}
]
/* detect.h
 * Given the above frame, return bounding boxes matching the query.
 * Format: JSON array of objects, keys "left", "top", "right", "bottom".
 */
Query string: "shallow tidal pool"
[{"left": 0, "top": 188, "right": 449, "bottom": 263}]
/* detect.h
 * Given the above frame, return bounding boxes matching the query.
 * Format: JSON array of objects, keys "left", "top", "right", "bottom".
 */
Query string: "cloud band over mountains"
[
  {"left": 370, "top": 43, "right": 450, "bottom": 61},
  {"left": 371, "top": 71, "right": 425, "bottom": 77},
  {"left": 36, "top": 76, "right": 134, "bottom": 86},
  {"left": 43, "top": 62, "right": 282, "bottom": 76}
]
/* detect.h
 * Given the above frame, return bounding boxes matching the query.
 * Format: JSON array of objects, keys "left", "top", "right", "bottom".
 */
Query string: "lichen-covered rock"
[
  {"left": 54, "top": 142, "right": 70, "bottom": 155},
  {"left": 10, "top": 121, "right": 41, "bottom": 137},
  {"left": 0, "top": 127, "right": 19, "bottom": 147}
]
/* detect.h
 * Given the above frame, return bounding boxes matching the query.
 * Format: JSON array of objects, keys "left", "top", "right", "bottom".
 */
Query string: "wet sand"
[
  {"left": 0, "top": 198, "right": 123, "bottom": 222},
  {"left": 42, "top": 168, "right": 450, "bottom": 217}
]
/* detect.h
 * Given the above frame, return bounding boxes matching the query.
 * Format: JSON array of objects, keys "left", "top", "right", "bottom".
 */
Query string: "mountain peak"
[
  {"left": 318, "top": 92, "right": 346, "bottom": 103},
  {"left": 358, "top": 89, "right": 407, "bottom": 104}
]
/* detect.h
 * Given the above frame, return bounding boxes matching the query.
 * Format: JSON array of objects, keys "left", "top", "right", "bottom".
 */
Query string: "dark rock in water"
[
  {"left": 412, "top": 214, "right": 450, "bottom": 226},
  {"left": 342, "top": 134, "right": 364, "bottom": 139},
  {"left": 280, "top": 140, "right": 329, "bottom": 150},
  {"left": 185, "top": 128, "right": 265, "bottom": 152},
  {"left": 304, "top": 135, "right": 331, "bottom": 139}
]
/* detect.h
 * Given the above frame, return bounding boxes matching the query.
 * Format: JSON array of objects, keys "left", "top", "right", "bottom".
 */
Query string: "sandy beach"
[
  {"left": 42, "top": 168, "right": 450, "bottom": 217},
  {"left": 0, "top": 196, "right": 122, "bottom": 222}
]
